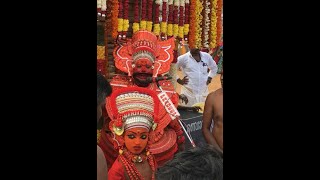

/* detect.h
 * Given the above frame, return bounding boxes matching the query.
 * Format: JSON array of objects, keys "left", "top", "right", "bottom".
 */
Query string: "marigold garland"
[
  {"left": 167, "top": 0, "right": 174, "bottom": 37},
  {"left": 147, "top": 21, "right": 153, "bottom": 32},
  {"left": 167, "top": 24, "right": 173, "bottom": 36},
  {"left": 161, "top": 0, "right": 168, "bottom": 37},
  {"left": 153, "top": 24, "right": 161, "bottom": 36},
  {"left": 111, "top": 0, "right": 119, "bottom": 39},
  {"left": 195, "top": 0, "right": 203, "bottom": 48},
  {"left": 184, "top": 0, "right": 189, "bottom": 40},
  {"left": 106, "top": 0, "right": 113, "bottom": 34},
  {"left": 178, "top": 0, "right": 185, "bottom": 39},
  {"left": 133, "top": 0, "right": 140, "bottom": 33},
  {"left": 188, "top": 0, "right": 196, "bottom": 48},
  {"left": 173, "top": 0, "right": 179, "bottom": 37},
  {"left": 118, "top": 18, "right": 124, "bottom": 32},
  {"left": 202, "top": 0, "right": 211, "bottom": 48},
  {"left": 153, "top": 0, "right": 161, "bottom": 36},
  {"left": 133, "top": 23, "right": 140, "bottom": 33},
  {"left": 123, "top": 19, "right": 129, "bottom": 32},
  {"left": 209, "top": 0, "right": 217, "bottom": 48},
  {"left": 216, "top": 0, "right": 223, "bottom": 45},
  {"left": 146, "top": 0, "right": 153, "bottom": 32},
  {"left": 122, "top": 0, "right": 129, "bottom": 37},
  {"left": 173, "top": 24, "right": 179, "bottom": 37},
  {"left": 161, "top": 22, "right": 168, "bottom": 35},
  {"left": 118, "top": 0, "right": 123, "bottom": 36},
  {"left": 183, "top": 24, "right": 189, "bottom": 36},
  {"left": 140, "top": 20, "right": 147, "bottom": 30},
  {"left": 140, "top": 0, "right": 147, "bottom": 30}
]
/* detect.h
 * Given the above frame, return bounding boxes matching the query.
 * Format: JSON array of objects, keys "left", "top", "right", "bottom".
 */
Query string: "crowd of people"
[{"left": 97, "top": 30, "right": 223, "bottom": 180}]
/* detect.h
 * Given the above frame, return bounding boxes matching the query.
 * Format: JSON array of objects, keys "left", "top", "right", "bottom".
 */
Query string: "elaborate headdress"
[
  {"left": 113, "top": 30, "right": 175, "bottom": 77},
  {"left": 106, "top": 86, "right": 160, "bottom": 149}
]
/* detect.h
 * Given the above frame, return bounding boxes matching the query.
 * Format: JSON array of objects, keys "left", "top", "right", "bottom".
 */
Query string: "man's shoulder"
[
  {"left": 210, "top": 88, "right": 223, "bottom": 97},
  {"left": 201, "top": 51, "right": 211, "bottom": 57},
  {"left": 178, "top": 52, "right": 189, "bottom": 59}
]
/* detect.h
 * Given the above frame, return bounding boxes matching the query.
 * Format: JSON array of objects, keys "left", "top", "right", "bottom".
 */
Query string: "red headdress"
[
  {"left": 113, "top": 30, "right": 175, "bottom": 77},
  {"left": 105, "top": 86, "right": 160, "bottom": 149}
]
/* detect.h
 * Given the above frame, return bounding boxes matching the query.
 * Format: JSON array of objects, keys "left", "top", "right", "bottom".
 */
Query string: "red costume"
[
  {"left": 106, "top": 87, "right": 159, "bottom": 180},
  {"left": 98, "top": 30, "right": 185, "bottom": 169}
]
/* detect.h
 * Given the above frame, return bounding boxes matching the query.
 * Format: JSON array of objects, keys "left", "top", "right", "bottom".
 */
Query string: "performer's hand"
[
  {"left": 206, "top": 77, "right": 212, "bottom": 85},
  {"left": 179, "top": 94, "right": 188, "bottom": 105}
]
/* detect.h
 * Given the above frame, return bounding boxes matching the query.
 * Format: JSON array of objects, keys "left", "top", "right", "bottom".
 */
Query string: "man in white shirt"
[{"left": 176, "top": 48, "right": 218, "bottom": 107}]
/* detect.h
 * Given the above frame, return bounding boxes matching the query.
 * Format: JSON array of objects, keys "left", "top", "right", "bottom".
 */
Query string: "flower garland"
[
  {"left": 216, "top": 0, "right": 223, "bottom": 45},
  {"left": 167, "top": 0, "right": 174, "bottom": 37},
  {"left": 106, "top": 0, "right": 113, "bottom": 34},
  {"left": 195, "top": 0, "right": 203, "bottom": 48},
  {"left": 102, "top": 0, "right": 107, "bottom": 11},
  {"left": 117, "top": 0, "right": 124, "bottom": 38},
  {"left": 161, "top": 0, "right": 168, "bottom": 38},
  {"left": 173, "top": 0, "right": 179, "bottom": 37},
  {"left": 97, "top": 0, "right": 102, "bottom": 12},
  {"left": 122, "top": 0, "right": 129, "bottom": 38},
  {"left": 147, "top": 0, "right": 153, "bottom": 32},
  {"left": 111, "top": 0, "right": 119, "bottom": 39},
  {"left": 153, "top": 0, "right": 161, "bottom": 36},
  {"left": 202, "top": 0, "right": 210, "bottom": 48},
  {"left": 201, "top": 0, "right": 205, "bottom": 46},
  {"left": 140, "top": 0, "right": 147, "bottom": 30},
  {"left": 188, "top": 0, "right": 196, "bottom": 48},
  {"left": 209, "top": 0, "right": 217, "bottom": 48},
  {"left": 183, "top": 0, "right": 189, "bottom": 41},
  {"left": 133, "top": 0, "right": 140, "bottom": 33},
  {"left": 178, "top": 0, "right": 185, "bottom": 39},
  {"left": 207, "top": 0, "right": 212, "bottom": 45}
]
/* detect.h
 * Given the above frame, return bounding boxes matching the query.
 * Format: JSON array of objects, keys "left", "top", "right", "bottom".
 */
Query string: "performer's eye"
[
  {"left": 140, "top": 135, "right": 147, "bottom": 139},
  {"left": 128, "top": 134, "right": 135, "bottom": 139}
]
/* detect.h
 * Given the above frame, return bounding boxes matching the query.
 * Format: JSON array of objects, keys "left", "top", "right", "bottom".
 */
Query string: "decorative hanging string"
[
  {"left": 153, "top": 0, "right": 161, "bottom": 36},
  {"left": 167, "top": 0, "right": 174, "bottom": 38},
  {"left": 178, "top": 0, "right": 185, "bottom": 40},
  {"left": 161, "top": 0, "right": 168, "bottom": 39},
  {"left": 133, "top": 0, "right": 140, "bottom": 33}
]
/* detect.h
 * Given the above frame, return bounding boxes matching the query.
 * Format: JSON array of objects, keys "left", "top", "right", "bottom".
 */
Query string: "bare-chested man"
[{"left": 202, "top": 69, "right": 223, "bottom": 152}]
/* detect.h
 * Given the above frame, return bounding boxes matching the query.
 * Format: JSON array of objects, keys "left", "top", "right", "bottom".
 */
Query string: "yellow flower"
[
  {"left": 97, "top": 129, "right": 101, "bottom": 143},
  {"left": 140, "top": 20, "right": 147, "bottom": 30},
  {"left": 147, "top": 21, "right": 153, "bottom": 32},
  {"left": 178, "top": 26, "right": 184, "bottom": 38},
  {"left": 167, "top": 24, "right": 173, "bottom": 36},
  {"left": 153, "top": 23, "right": 160, "bottom": 36},
  {"left": 161, "top": 22, "right": 167, "bottom": 34},
  {"left": 195, "top": 0, "right": 203, "bottom": 48},
  {"left": 123, "top": 19, "right": 129, "bottom": 31},
  {"left": 97, "top": 46, "right": 105, "bottom": 59},
  {"left": 184, "top": 24, "right": 189, "bottom": 35},
  {"left": 133, "top": 22, "right": 140, "bottom": 33},
  {"left": 118, "top": 18, "right": 124, "bottom": 32},
  {"left": 210, "top": 0, "right": 218, "bottom": 48},
  {"left": 173, "top": 24, "right": 179, "bottom": 37}
]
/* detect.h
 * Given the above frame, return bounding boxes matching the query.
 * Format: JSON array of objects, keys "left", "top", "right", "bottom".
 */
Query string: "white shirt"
[{"left": 176, "top": 51, "right": 217, "bottom": 106}]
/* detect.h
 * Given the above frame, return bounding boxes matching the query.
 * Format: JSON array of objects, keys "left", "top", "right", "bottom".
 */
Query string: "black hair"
[
  {"left": 97, "top": 73, "right": 112, "bottom": 106},
  {"left": 156, "top": 145, "right": 223, "bottom": 180}
]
